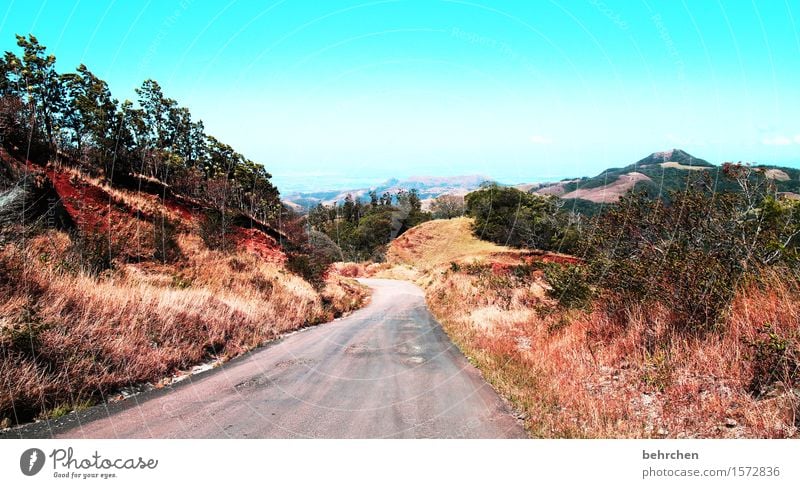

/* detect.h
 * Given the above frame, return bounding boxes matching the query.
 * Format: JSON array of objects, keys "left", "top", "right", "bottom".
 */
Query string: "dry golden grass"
[
  {"left": 561, "top": 172, "right": 653, "bottom": 203},
  {"left": 380, "top": 217, "right": 799, "bottom": 438},
  {"left": 330, "top": 261, "right": 423, "bottom": 282},
  {"left": 659, "top": 161, "right": 708, "bottom": 171},
  {"left": 0, "top": 230, "right": 368, "bottom": 425},
  {"left": 763, "top": 168, "right": 791, "bottom": 181},
  {"left": 387, "top": 217, "right": 522, "bottom": 271},
  {"left": 57, "top": 164, "right": 189, "bottom": 223}
]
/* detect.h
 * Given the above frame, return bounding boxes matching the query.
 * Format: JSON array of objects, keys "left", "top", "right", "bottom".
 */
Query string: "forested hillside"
[
  {"left": 0, "top": 34, "right": 279, "bottom": 224},
  {"left": 0, "top": 34, "right": 368, "bottom": 428}
]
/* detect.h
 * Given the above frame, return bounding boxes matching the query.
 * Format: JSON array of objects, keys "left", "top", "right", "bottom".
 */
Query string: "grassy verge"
[
  {"left": 425, "top": 265, "right": 799, "bottom": 438},
  {"left": 0, "top": 231, "right": 368, "bottom": 427}
]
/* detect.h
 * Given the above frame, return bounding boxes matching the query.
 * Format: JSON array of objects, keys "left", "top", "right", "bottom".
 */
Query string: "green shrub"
[
  {"left": 511, "top": 262, "right": 540, "bottom": 281},
  {"left": 746, "top": 323, "right": 799, "bottom": 397},
  {"left": 583, "top": 178, "right": 800, "bottom": 333},
  {"left": 285, "top": 230, "right": 343, "bottom": 290},
  {"left": 463, "top": 262, "right": 491, "bottom": 276},
  {"left": 641, "top": 350, "right": 673, "bottom": 392},
  {"left": 542, "top": 263, "right": 593, "bottom": 309}
]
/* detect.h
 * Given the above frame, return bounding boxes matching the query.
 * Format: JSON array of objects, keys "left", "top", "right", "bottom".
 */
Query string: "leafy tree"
[
  {"left": 465, "top": 184, "right": 576, "bottom": 252},
  {"left": 60, "top": 65, "right": 118, "bottom": 168},
  {"left": 14, "top": 35, "right": 63, "bottom": 152},
  {"left": 0, "top": 52, "right": 29, "bottom": 145},
  {"left": 341, "top": 194, "right": 356, "bottom": 223},
  {"left": 307, "top": 203, "right": 327, "bottom": 227},
  {"left": 0, "top": 53, "right": 21, "bottom": 96},
  {"left": 355, "top": 209, "right": 393, "bottom": 260}
]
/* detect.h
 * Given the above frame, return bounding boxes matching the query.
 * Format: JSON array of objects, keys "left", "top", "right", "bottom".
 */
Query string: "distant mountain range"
[
  {"left": 282, "top": 174, "right": 494, "bottom": 211},
  {"left": 282, "top": 149, "right": 800, "bottom": 213}
]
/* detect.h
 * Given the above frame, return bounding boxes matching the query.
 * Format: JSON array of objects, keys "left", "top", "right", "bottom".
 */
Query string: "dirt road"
[{"left": 10, "top": 279, "right": 525, "bottom": 439}]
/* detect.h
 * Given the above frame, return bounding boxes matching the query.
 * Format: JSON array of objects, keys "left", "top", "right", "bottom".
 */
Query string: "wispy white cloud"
[{"left": 529, "top": 134, "right": 552, "bottom": 144}]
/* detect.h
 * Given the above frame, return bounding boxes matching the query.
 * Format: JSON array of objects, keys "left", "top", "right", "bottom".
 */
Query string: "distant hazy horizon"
[
  {"left": 274, "top": 170, "right": 553, "bottom": 194},
  {"left": 272, "top": 148, "right": 793, "bottom": 194}
]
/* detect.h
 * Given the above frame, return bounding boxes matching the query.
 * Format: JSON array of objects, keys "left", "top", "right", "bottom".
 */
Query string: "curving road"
[{"left": 10, "top": 279, "right": 525, "bottom": 439}]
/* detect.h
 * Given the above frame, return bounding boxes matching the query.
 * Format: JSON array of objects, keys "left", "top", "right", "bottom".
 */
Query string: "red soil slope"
[{"left": 13, "top": 156, "right": 286, "bottom": 263}]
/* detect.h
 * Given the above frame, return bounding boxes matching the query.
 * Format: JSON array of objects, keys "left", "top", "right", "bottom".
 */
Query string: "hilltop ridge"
[
  {"left": 533, "top": 149, "right": 800, "bottom": 208},
  {"left": 285, "top": 150, "right": 800, "bottom": 213}
]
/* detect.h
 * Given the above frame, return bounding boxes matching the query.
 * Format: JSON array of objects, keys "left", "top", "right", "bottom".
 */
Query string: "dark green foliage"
[
  {"left": 746, "top": 324, "right": 799, "bottom": 397},
  {"left": 307, "top": 229, "right": 344, "bottom": 263},
  {"left": 307, "top": 189, "right": 431, "bottom": 262},
  {"left": 285, "top": 253, "right": 323, "bottom": 289},
  {"left": 583, "top": 167, "right": 800, "bottom": 332},
  {"left": 465, "top": 184, "right": 580, "bottom": 253},
  {"left": 355, "top": 210, "right": 393, "bottom": 260},
  {"left": 559, "top": 198, "right": 603, "bottom": 217},
  {"left": 510, "top": 262, "right": 539, "bottom": 280},
  {"left": 542, "top": 263, "right": 593, "bottom": 310},
  {"left": 585, "top": 190, "right": 742, "bottom": 331}
]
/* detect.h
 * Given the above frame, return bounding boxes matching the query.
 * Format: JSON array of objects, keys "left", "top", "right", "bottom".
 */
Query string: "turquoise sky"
[{"left": 2, "top": 1, "right": 799, "bottom": 191}]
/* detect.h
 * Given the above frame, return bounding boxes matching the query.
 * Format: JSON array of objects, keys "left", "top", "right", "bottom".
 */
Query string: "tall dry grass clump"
[{"left": 0, "top": 231, "right": 367, "bottom": 426}]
